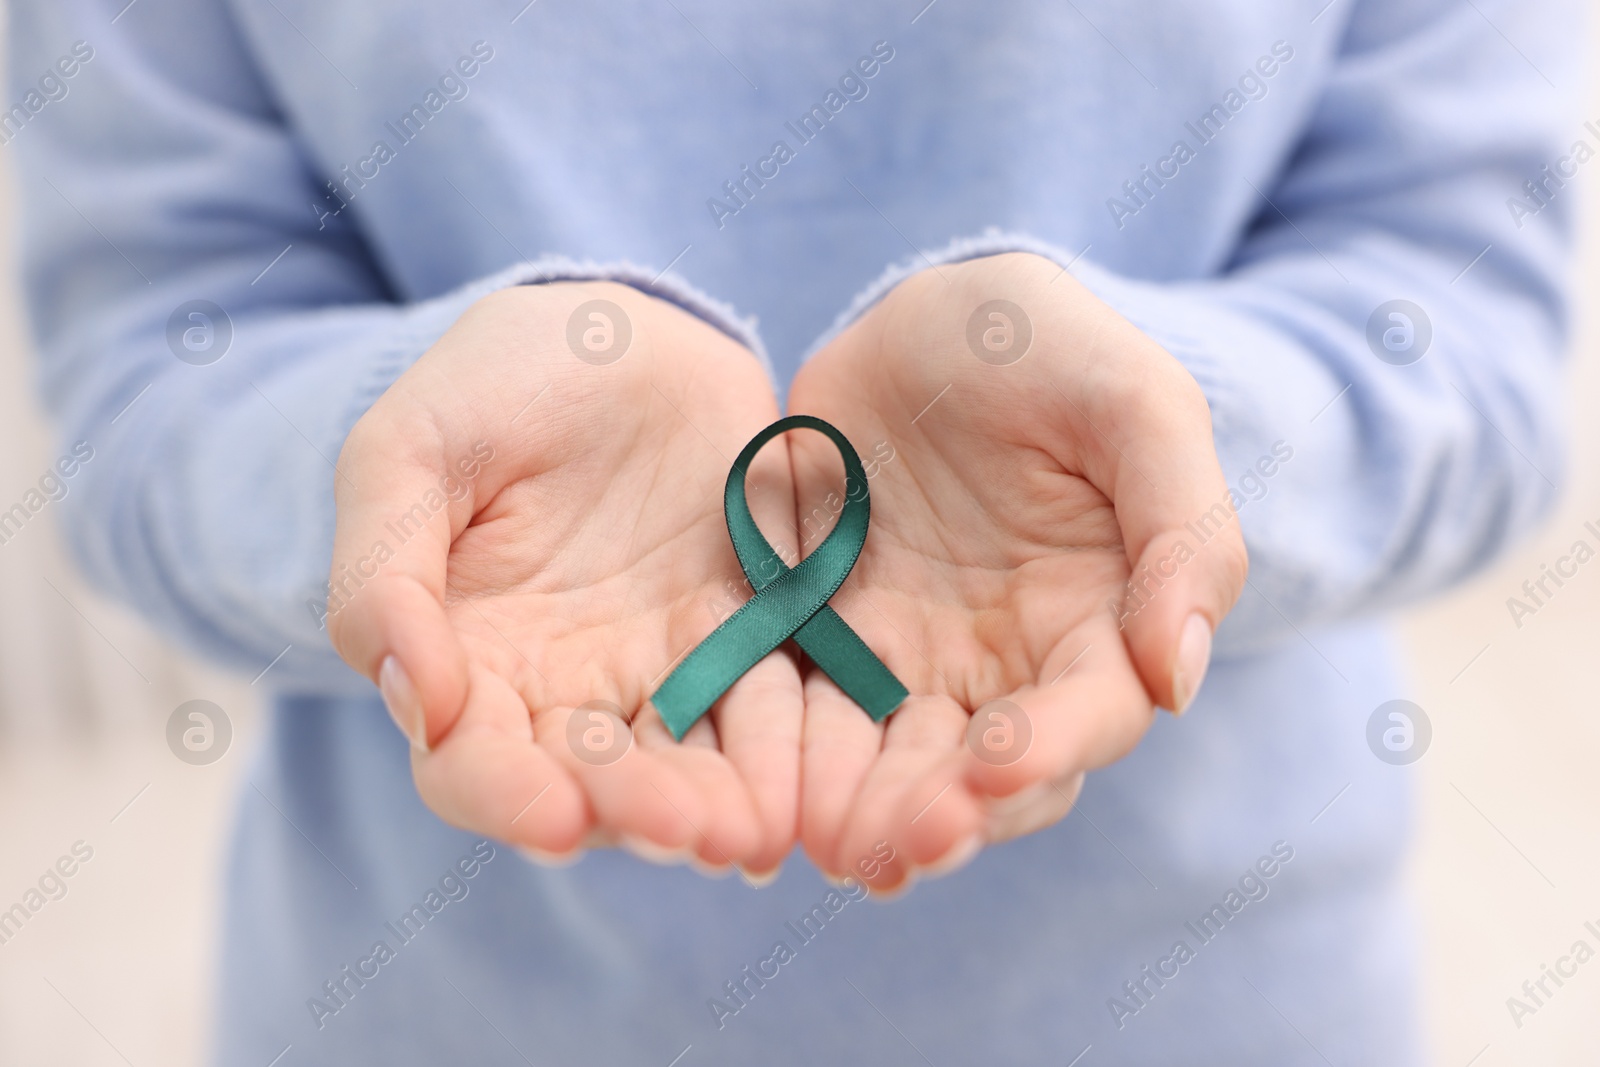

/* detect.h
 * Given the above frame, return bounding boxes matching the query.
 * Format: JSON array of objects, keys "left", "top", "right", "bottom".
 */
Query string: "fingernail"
[
  {"left": 1172, "top": 613, "right": 1213, "bottom": 714},
  {"left": 737, "top": 864, "right": 783, "bottom": 888},
  {"left": 688, "top": 856, "right": 737, "bottom": 879},
  {"left": 378, "top": 655, "right": 428, "bottom": 751},
  {"left": 922, "top": 832, "right": 984, "bottom": 878},
  {"left": 513, "top": 844, "right": 585, "bottom": 868},
  {"left": 620, "top": 834, "right": 694, "bottom": 867},
  {"left": 865, "top": 870, "right": 917, "bottom": 903}
]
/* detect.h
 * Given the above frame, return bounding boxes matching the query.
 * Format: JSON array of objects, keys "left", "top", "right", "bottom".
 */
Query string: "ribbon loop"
[{"left": 651, "top": 415, "right": 909, "bottom": 740}]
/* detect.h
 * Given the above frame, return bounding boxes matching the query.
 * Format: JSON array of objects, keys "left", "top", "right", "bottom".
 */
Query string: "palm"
[
  {"left": 442, "top": 400, "right": 801, "bottom": 871},
  {"left": 788, "top": 286, "right": 1157, "bottom": 886},
  {"left": 343, "top": 284, "right": 803, "bottom": 876}
]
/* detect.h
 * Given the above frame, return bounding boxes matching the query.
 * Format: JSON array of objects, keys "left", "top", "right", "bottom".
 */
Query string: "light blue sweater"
[{"left": 11, "top": 0, "right": 1578, "bottom": 1063}]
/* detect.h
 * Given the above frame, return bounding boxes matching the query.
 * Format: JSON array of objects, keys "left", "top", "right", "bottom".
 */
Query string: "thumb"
[
  {"left": 1049, "top": 343, "right": 1248, "bottom": 714},
  {"left": 325, "top": 417, "right": 476, "bottom": 750},
  {"left": 1118, "top": 511, "right": 1247, "bottom": 713},
  {"left": 1102, "top": 389, "right": 1248, "bottom": 715}
]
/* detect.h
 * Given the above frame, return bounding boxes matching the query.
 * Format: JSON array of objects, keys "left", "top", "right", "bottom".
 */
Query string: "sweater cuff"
[
  {"left": 803, "top": 228, "right": 1243, "bottom": 447},
  {"left": 348, "top": 256, "right": 771, "bottom": 434},
  {"left": 511, "top": 256, "right": 772, "bottom": 379}
]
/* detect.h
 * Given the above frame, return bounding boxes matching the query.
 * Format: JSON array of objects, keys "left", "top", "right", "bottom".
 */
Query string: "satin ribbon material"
[{"left": 652, "top": 415, "right": 909, "bottom": 740}]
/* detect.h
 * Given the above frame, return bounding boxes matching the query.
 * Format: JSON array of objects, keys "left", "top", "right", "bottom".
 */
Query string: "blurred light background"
[{"left": 0, "top": 17, "right": 1596, "bottom": 1067}]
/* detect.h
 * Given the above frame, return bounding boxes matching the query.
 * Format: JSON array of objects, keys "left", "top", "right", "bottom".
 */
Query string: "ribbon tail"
[
  {"left": 791, "top": 605, "right": 907, "bottom": 721},
  {"left": 652, "top": 561, "right": 833, "bottom": 740}
]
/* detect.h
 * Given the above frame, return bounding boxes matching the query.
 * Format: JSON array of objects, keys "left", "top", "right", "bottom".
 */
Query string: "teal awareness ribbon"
[{"left": 652, "top": 415, "right": 908, "bottom": 741}]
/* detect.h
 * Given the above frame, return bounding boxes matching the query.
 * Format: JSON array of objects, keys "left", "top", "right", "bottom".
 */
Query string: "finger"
[
  {"left": 896, "top": 764, "right": 1082, "bottom": 875},
  {"left": 1064, "top": 324, "right": 1248, "bottom": 714},
  {"left": 895, "top": 761, "right": 1084, "bottom": 879},
  {"left": 327, "top": 417, "right": 473, "bottom": 750},
  {"left": 872, "top": 723, "right": 1098, "bottom": 878},
  {"left": 711, "top": 651, "right": 805, "bottom": 878},
  {"left": 534, "top": 701, "right": 722, "bottom": 862},
  {"left": 959, "top": 637, "right": 1155, "bottom": 802},
  {"left": 411, "top": 663, "right": 591, "bottom": 856},
  {"left": 798, "top": 671, "right": 887, "bottom": 877},
  {"left": 633, "top": 702, "right": 764, "bottom": 872},
  {"left": 892, "top": 760, "right": 985, "bottom": 876},
  {"left": 984, "top": 771, "right": 1084, "bottom": 842},
  {"left": 1120, "top": 523, "right": 1242, "bottom": 713},
  {"left": 833, "top": 696, "right": 977, "bottom": 894}
]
